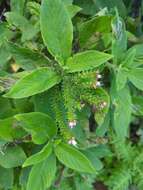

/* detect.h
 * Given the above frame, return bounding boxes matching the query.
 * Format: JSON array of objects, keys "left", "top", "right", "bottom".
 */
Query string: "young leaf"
[
  {"left": 4, "top": 67, "right": 61, "bottom": 99},
  {"left": 0, "top": 146, "right": 26, "bottom": 168},
  {"left": 23, "top": 142, "right": 52, "bottom": 167},
  {"left": 66, "top": 50, "right": 113, "bottom": 73},
  {"left": 40, "top": 0, "right": 73, "bottom": 63},
  {"left": 55, "top": 143, "right": 95, "bottom": 173},
  {"left": 8, "top": 43, "right": 51, "bottom": 70},
  {"left": 128, "top": 68, "right": 143, "bottom": 91},
  {"left": 15, "top": 112, "right": 57, "bottom": 144},
  {"left": 27, "top": 154, "right": 56, "bottom": 190}
]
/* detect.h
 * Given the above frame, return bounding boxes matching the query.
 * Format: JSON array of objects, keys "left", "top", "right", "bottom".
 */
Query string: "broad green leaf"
[
  {"left": 66, "top": 50, "right": 113, "bottom": 73},
  {"left": 0, "top": 146, "right": 26, "bottom": 168},
  {"left": 111, "top": 82, "right": 132, "bottom": 139},
  {"left": 15, "top": 112, "right": 57, "bottom": 144},
  {"left": 40, "top": 0, "right": 73, "bottom": 63},
  {"left": 10, "top": 0, "right": 25, "bottom": 15},
  {"left": 79, "top": 16, "right": 112, "bottom": 47},
  {"left": 23, "top": 142, "right": 52, "bottom": 167},
  {"left": 8, "top": 43, "right": 51, "bottom": 70},
  {"left": 128, "top": 68, "right": 143, "bottom": 90},
  {"left": 0, "top": 166, "right": 13, "bottom": 189},
  {"left": 5, "top": 12, "right": 38, "bottom": 42},
  {"left": 112, "top": 13, "right": 127, "bottom": 63},
  {"left": 27, "top": 154, "right": 56, "bottom": 190},
  {"left": 0, "top": 117, "right": 25, "bottom": 141},
  {"left": 116, "top": 67, "right": 127, "bottom": 91},
  {"left": 4, "top": 67, "right": 61, "bottom": 99},
  {"left": 55, "top": 143, "right": 95, "bottom": 173}
]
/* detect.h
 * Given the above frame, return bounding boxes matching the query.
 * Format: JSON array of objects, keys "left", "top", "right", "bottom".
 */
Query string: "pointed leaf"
[
  {"left": 27, "top": 154, "right": 56, "bottom": 190},
  {"left": 66, "top": 50, "right": 113, "bottom": 73},
  {"left": 55, "top": 143, "right": 95, "bottom": 173},
  {"left": 23, "top": 142, "right": 52, "bottom": 167},
  {"left": 40, "top": 0, "right": 73, "bottom": 63},
  {"left": 4, "top": 67, "right": 61, "bottom": 99}
]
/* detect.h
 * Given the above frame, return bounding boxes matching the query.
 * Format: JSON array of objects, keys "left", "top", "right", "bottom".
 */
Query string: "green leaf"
[
  {"left": 4, "top": 67, "right": 61, "bottom": 99},
  {"left": 8, "top": 43, "right": 51, "bottom": 70},
  {"left": 128, "top": 68, "right": 143, "bottom": 90},
  {"left": 40, "top": 0, "right": 73, "bottom": 63},
  {"left": 63, "top": 0, "right": 73, "bottom": 5},
  {"left": 74, "top": 0, "right": 126, "bottom": 17},
  {"left": 116, "top": 67, "right": 127, "bottom": 91},
  {"left": 0, "top": 23, "right": 13, "bottom": 46},
  {"left": 112, "top": 13, "right": 127, "bottom": 63},
  {"left": 0, "top": 117, "right": 26, "bottom": 141},
  {"left": 121, "top": 48, "right": 136, "bottom": 68},
  {"left": 23, "top": 142, "right": 52, "bottom": 167},
  {"left": 79, "top": 16, "right": 112, "bottom": 47},
  {"left": 111, "top": 83, "right": 132, "bottom": 139},
  {"left": 27, "top": 154, "right": 56, "bottom": 190},
  {"left": 10, "top": 0, "right": 25, "bottom": 15},
  {"left": 66, "top": 50, "right": 113, "bottom": 73},
  {"left": 67, "top": 5, "right": 81, "bottom": 18},
  {"left": 0, "top": 43, "right": 11, "bottom": 69},
  {"left": 5, "top": 12, "right": 38, "bottom": 42},
  {"left": 55, "top": 143, "right": 95, "bottom": 173},
  {"left": 132, "top": 96, "right": 143, "bottom": 116},
  {"left": 129, "top": 44, "right": 143, "bottom": 68},
  {"left": 15, "top": 112, "right": 57, "bottom": 144},
  {"left": 0, "top": 166, "right": 13, "bottom": 189},
  {"left": 81, "top": 149, "right": 103, "bottom": 171},
  {"left": 0, "top": 146, "right": 26, "bottom": 168}
]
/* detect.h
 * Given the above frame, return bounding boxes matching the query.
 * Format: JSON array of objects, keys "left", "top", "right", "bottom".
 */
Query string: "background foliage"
[{"left": 0, "top": 0, "right": 143, "bottom": 190}]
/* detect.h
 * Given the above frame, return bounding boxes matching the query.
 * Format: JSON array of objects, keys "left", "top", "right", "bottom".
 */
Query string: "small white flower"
[
  {"left": 97, "top": 74, "right": 102, "bottom": 79},
  {"left": 68, "top": 120, "right": 76, "bottom": 129},
  {"left": 100, "top": 101, "right": 107, "bottom": 109},
  {"left": 68, "top": 137, "right": 77, "bottom": 146},
  {"left": 96, "top": 81, "right": 101, "bottom": 87}
]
